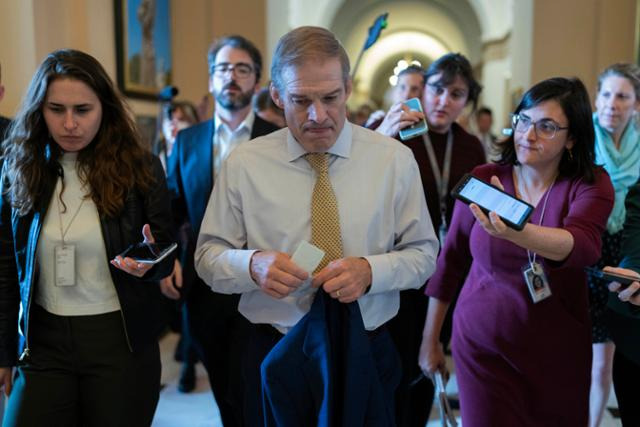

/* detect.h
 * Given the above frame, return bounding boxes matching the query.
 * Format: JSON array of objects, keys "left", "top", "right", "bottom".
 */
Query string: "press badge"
[
  {"left": 55, "top": 245, "right": 76, "bottom": 287},
  {"left": 522, "top": 262, "right": 551, "bottom": 303}
]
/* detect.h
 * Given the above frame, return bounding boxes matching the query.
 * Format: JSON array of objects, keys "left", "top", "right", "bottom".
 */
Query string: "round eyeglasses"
[
  {"left": 511, "top": 113, "right": 569, "bottom": 140},
  {"left": 211, "top": 63, "right": 254, "bottom": 79}
]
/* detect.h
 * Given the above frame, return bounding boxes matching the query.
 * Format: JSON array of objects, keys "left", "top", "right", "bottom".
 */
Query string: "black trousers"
[
  {"left": 3, "top": 304, "right": 160, "bottom": 427},
  {"left": 242, "top": 324, "right": 284, "bottom": 427},
  {"left": 612, "top": 348, "right": 640, "bottom": 426},
  {"left": 387, "top": 288, "right": 435, "bottom": 427},
  {"left": 185, "top": 280, "right": 250, "bottom": 427}
]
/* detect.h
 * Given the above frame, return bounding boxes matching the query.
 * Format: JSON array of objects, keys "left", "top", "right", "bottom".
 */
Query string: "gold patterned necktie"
[{"left": 305, "top": 153, "right": 344, "bottom": 273}]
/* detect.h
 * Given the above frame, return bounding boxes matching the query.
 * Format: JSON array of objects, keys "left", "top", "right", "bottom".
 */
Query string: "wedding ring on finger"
[{"left": 336, "top": 289, "right": 341, "bottom": 297}]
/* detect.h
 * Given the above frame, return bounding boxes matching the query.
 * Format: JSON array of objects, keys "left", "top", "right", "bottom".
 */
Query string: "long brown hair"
[{"left": 1, "top": 49, "right": 154, "bottom": 217}]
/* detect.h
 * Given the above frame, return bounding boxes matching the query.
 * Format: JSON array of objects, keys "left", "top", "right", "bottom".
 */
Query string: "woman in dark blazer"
[
  {"left": 605, "top": 177, "right": 640, "bottom": 426},
  {"left": 0, "top": 49, "right": 175, "bottom": 426}
]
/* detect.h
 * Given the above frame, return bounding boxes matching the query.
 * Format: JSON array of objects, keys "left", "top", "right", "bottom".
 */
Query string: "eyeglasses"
[
  {"left": 511, "top": 113, "right": 569, "bottom": 140},
  {"left": 211, "top": 62, "right": 254, "bottom": 79}
]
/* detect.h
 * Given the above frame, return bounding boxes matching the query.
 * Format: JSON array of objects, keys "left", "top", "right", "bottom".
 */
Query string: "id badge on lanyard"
[
  {"left": 422, "top": 131, "right": 453, "bottom": 248},
  {"left": 55, "top": 244, "right": 76, "bottom": 286},
  {"left": 522, "top": 261, "right": 551, "bottom": 303}
]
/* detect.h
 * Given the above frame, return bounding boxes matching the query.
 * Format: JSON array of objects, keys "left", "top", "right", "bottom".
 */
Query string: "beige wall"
[
  {"left": 0, "top": 0, "right": 268, "bottom": 120},
  {"left": 1, "top": 0, "right": 637, "bottom": 121},
  {"left": 175, "top": 0, "right": 269, "bottom": 119},
  {"left": 531, "top": 0, "right": 637, "bottom": 99},
  {"left": 0, "top": 0, "right": 38, "bottom": 118}
]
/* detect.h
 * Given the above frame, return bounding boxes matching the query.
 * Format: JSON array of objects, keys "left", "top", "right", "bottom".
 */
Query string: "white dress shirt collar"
[
  {"left": 286, "top": 121, "right": 353, "bottom": 162},
  {"left": 214, "top": 110, "right": 255, "bottom": 137}
]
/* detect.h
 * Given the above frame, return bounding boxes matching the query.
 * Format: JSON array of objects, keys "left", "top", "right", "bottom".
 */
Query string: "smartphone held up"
[
  {"left": 451, "top": 174, "right": 534, "bottom": 231},
  {"left": 398, "top": 97, "right": 429, "bottom": 141}
]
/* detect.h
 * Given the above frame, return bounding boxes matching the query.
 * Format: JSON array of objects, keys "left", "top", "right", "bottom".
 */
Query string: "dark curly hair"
[{"left": 1, "top": 48, "right": 154, "bottom": 217}]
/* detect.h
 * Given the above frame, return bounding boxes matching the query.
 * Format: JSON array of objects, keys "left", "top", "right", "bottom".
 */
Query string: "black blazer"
[
  {"left": 0, "top": 153, "right": 175, "bottom": 366},
  {"left": 606, "top": 179, "right": 640, "bottom": 364},
  {"left": 165, "top": 115, "right": 279, "bottom": 289}
]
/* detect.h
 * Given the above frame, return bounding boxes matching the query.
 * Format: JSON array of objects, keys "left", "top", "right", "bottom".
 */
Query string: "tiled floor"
[{"left": 153, "top": 332, "right": 622, "bottom": 427}]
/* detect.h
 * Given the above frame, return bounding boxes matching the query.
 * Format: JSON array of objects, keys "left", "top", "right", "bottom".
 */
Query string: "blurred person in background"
[
  {"left": 253, "top": 87, "right": 285, "bottom": 128},
  {"left": 588, "top": 62, "right": 640, "bottom": 427},
  {"left": 156, "top": 101, "right": 200, "bottom": 172},
  {"left": 365, "top": 64, "right": 425, "bottom": 129},
  {"left": 474, "top": 106, "right": 498, "bottom": 161}
]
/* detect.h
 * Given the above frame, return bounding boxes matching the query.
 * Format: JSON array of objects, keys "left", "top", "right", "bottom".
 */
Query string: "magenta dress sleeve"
[
  {"left": 548, "top": 169, "right": 614, "bottom": 270},
  {"left": 425, "top": 197, "right": 475, "bottom": 302}
]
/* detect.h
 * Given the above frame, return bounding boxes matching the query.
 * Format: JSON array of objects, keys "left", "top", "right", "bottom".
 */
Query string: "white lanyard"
[
  {"left": 55, "top": 179, "right": 85, "bottom": 246},
  {"left": 524, "top": 175, "right": 556, "bottom": 268}
]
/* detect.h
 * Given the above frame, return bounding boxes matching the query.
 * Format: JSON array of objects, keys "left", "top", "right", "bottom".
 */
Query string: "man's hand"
[
  {"left": 605, "top": 266, "right": 640, "bottom": 306},
  {"left": 160, "top": 259, "right": 183, "bottom": 299},
  {"left": 110, "top": 224, "right": 155, "bottom": 278},
  {"left": 0, "top": 367, "right": 12, "bottom": 397},
  {"left": 250, "top": 251, "right": 308, "bottom": 299},
  {"left": 375, "top": 101, "right": 423, "bottom": 137},
  {"left": 311, "top": 257, "right": 372, "bottom": 303}
]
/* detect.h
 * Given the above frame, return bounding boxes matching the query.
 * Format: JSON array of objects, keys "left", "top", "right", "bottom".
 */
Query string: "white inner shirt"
[
  {"left": 212, "top": 111, "right": 254, "bottom": 179},
  {"left": 36, "top": 152, "right": 120, "bottom": 316}
]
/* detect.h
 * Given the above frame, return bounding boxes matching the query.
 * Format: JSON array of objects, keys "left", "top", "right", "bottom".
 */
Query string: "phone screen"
[
  {"left": 120, "top": 242, "right": 177, "bottom": 264},
  {"left": 455, "top": 175, "right": 533, "bottom": 229}
]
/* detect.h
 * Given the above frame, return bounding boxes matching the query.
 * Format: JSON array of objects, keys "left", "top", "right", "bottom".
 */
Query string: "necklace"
[{"left": 515, "top": 166, "right": 557, "bottom": 206}]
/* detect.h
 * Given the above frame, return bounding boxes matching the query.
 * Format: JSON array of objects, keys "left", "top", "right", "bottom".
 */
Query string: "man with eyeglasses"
[{"left": 165, "top": 35, "right": 279, "bottom": 426}]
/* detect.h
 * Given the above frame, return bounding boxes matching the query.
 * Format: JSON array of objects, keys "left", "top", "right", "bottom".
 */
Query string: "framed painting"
[{"left": 114, "top": 0, "right": 172, "bottom": 99}]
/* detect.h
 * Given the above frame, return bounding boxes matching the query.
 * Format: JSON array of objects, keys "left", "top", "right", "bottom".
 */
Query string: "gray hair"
[{"left": 270, "top": 26, "right": 350, "bottom": 93}]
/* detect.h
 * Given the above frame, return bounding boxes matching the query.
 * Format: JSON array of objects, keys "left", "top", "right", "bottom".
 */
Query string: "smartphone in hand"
[
  {"left": 584, "top": 267, "right": 640, "bottom": 288},
  {"left": 119, "top": 242, "right": 177, "bottom": 265},
  {"left": 398, "top": 97, "right": 428, "bottom": 141},
  {"left": 451, "top": 173, "right": 534, "bottom": 230}
]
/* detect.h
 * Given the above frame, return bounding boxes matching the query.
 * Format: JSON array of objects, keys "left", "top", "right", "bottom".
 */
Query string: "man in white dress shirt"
[{"left": 195, "top": 26, "right": 438, "bottom": 424}]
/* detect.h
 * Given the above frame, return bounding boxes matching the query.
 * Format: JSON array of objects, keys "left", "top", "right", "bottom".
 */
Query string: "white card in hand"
[{"left": 291, "top": 241, "right": 325, "bottom": 273}]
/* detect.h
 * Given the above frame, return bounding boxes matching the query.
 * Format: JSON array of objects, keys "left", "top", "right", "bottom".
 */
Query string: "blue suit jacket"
[
  {"left": 260, "top": 291, "right": 395, "bottom": 427},
  {"left": 166, "top": 116, "right": 279, "bottom": 235},
  {"left": 165, "top": 116, "right": 279, "bottom": 288}
]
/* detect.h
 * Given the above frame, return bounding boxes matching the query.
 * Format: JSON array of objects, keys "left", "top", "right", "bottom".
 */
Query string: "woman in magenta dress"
[{"left": 419, "top": 77, "right": 614, "bottom": 426}]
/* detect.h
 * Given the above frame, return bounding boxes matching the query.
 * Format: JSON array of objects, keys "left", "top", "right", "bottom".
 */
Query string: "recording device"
[
  {"left": 398, "top": 97, "right": 429, "bottom": 141},
  {"left": 584, "top": 267, "right": 640, "bottom": 288},
  {"left": 451, "top": 173, "right": 534, "bottom": 231},
  {"left": 119, "top": 242, "right": 177, "bottom": 265},
  {"left": 158, "top": 85, "right": 179, "bottom": 102}
]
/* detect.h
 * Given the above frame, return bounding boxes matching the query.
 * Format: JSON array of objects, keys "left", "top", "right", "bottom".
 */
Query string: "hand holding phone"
[
  {"left": 398, "top": 97, "right": 428, "bottom": 141},
  {"left": 585, "top": 267, "right": 640, "bottom": 288},
  {"left": 118, "top": 242, "right": 178, "bottom": 265},
  {"left": 451, "top": 173, "right": 534, "bottom": 230}
]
